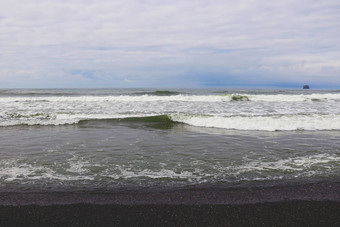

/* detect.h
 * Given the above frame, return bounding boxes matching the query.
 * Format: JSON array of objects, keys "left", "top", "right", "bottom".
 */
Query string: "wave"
[
  {"left": 1, "top": 93, "right": 339, "bottom": 103},
  {"left": 171, "top": 114, "right": 340, "bottom": 131},
  {"left": 133, "top": 90, "right": 181, "bottom": 96},
  {"left": 248, "top": 93, "right": 340, "bottom": 102},
  {"left": 2, "top": 112, "right": 51, "bottom": 119},
  {"left": 0, "top": 90, "right": 87, "bottom": 97},
  {"left": 0, "top": 89, "right": 183, "bottom": 97},
  {"left": 0, "top": 94, "right": 224, "bottom": 103},
  {"left": 2, "top": 112, "right": 340, "bottom": 131},
  {"left": 229, "top": 95, "right": 249, "bottom": 101},
  {"left": 79, "top": 115, "right": 177, "bottom": 129},
  {"left": 0, "top": 113, "right": 157, "bottom": 127}
]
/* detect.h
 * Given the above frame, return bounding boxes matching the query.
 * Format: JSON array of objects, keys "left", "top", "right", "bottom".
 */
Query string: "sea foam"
[{"left": 170, "top": 114, "right": 340, "bottom": 131}]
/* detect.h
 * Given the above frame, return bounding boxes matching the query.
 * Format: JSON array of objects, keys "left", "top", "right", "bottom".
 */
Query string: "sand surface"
[{"left": 1, "top": 183, "right": 339, "bottom": 226}]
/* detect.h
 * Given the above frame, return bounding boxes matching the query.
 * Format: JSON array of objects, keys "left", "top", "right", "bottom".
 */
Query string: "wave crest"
[
  {"left": 170, "top": 114, "right": 340, "bottom": 131},
  {"left": 2, "top": 112, "right": 340, "bottom": 131}
]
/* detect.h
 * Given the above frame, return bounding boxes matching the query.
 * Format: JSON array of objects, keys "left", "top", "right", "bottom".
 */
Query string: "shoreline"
[{"left": 1, "top": 183, "right": 339, "bottom": 226}]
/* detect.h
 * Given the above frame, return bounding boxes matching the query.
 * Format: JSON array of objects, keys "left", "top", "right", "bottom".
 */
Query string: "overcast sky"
[{"left": 1, "top": 0, "right": 340, "bottom": 88}]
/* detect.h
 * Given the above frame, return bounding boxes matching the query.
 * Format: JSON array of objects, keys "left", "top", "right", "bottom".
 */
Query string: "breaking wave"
[
  {"left": 170, "top": 114, "right": 340, "bottom": 131},
  {"left": 1, "top": 93, "right": 340, "bottom": 103},
  {"left": 133, "top": 90, "right": 181, "bottom": 96},
  {"left": 1, "top": 112, "right": 340, "bottom": 131}
]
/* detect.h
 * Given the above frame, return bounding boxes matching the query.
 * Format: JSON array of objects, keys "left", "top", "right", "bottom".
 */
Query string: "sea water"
[{"left": 0, "top": 88, "right": 339, "bottom": 192}]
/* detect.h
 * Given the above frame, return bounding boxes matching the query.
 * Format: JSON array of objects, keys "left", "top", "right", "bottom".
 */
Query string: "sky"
[{"left": 0, "top": 0, "right": 340, "bottom": 88}]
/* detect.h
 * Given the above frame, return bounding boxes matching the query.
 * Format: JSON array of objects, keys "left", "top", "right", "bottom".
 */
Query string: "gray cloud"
[{"left": 0, "top": 0, "right": 339, "bottom": 88}]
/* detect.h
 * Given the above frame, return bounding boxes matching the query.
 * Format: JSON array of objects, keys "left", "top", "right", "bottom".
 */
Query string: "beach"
[
  {"left": 0, "top": 88, "right": 339, "bottom": 225},
  {"left": 1, "top": 183, "right": 340, "bottom": 226}
]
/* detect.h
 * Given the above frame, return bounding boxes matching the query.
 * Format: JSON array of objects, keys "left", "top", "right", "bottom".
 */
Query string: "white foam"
[
  {"left": 231, "top": 153, "right": 340, "bottom": 180},
  {"left": 66, "top": 156, "right": 91, "bottom": 174},
  {"left": 0, "top": 160, "right": 94, "bottom": 182},
  {"left": 106, "top": 153, "right": 340, "bottom": 182},
  {"left": 248, "top": 93, "right": 340, "bottom": 102},
  {"left": 1, "top": 152, "right": 338, "bottom": 186},
  {"left": 0, "top": 95, "right": 226, "bottom": 103},
  {"left": 170, "top": 114, "right": 340, "bottom": 131},
  {"left": 110, "top": 167, "right": 194, "bottom": 180},
  {"left": 0, "top": 113, "right": 152, "bottom": 126},
  {"left": 1, "top": 93, "right": 339, "bottom": 103}
]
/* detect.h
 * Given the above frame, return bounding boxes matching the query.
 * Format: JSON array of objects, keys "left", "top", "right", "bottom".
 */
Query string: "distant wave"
[
  {"left": 248, "top": 93, "right": 340, "bottom": 102},
  {"left": 0, "top": 90, "right": 86, "bottom": 97},
  {"left": 0, "top": 89, "right": 183, "bottom": 97},
  {"left": 1, "top": 93, "right": 340, "bottom": 103},
  {"left": 133, "top": 90, "right": 181, "bottom": 96}
]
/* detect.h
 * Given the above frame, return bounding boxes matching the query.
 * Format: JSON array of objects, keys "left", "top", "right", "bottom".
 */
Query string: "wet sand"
[
  {"left": 1, "top": 183, "right": 339, "bottom": 226},
  {"left": 1, "top": 202, "right": 340, "bottom": 226}
]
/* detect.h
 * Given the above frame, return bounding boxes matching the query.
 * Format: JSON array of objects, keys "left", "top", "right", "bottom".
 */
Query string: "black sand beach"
[
  {"left": 1, "top": 201, "right": 340, "bottom": 226},
  {"left": 1, "top": 183, "right": 339, "bottom": 226}
]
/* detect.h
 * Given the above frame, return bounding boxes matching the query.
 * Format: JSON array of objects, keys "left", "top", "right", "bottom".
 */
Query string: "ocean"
[{"left": 0, "top": 88, "right": 340, "bottom": 193}]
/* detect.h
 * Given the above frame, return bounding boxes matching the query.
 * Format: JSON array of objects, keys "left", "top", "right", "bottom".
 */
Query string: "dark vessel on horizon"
[{"left": 303, "top": 85, "right": 310, "bottom": 89}]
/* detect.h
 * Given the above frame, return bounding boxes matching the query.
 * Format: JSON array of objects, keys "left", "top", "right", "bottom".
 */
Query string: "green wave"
[
  {"left": 221, "top": 94, "right": 250, "bottom": 101},
  {"left": 231, "top": 95, "right": 249, "bottom": 101},
  {"left": 153, "top": 90, "right": 180, "bottom": 95},
  {"left": 4, "top": 112, "right": 51, "bottom": 119},
  {"left": 311, "top": 98, "right": 325, "bottom": 102},
  {"left": 79, "top": 115, "right": 179, "bottom": 129},
  {"left": 134, "top": 90, "right": 180, "bottom": 96}
]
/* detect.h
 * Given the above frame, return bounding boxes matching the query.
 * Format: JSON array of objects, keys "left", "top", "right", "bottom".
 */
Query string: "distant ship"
[{"left": 303, "top": 85, "right": 310, "bottom": 89}]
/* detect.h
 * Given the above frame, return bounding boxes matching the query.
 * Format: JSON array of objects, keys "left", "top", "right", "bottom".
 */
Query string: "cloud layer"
[{"left": 1, "top": 0, "right": 340, "bottom": 88}]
